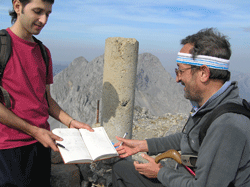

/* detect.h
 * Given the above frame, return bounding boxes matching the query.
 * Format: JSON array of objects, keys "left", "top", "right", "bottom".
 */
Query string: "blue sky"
[{"left": 1, "top": 0, "right": 250, "bottom": 73}]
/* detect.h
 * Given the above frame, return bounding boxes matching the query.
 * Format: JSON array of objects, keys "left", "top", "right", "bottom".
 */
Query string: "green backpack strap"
[
  {"left": 0, "top": 29, "right": 12, "bottom": 108},
  {"left": 199, "top": 99, "right": 250, "bottom": 146}
]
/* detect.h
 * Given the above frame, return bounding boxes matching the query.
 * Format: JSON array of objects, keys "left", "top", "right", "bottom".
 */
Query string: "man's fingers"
[
  {"left": 114, "top": 142, "right": 120, "bottom": 147},
  {"left": 79, "top": 123, "right": 94, "bottom": 131},
  {"left": 141, "top": 153, "right": 154, "bottom": 162},
  {"left": 134, "top": 161, "right": 146, "bottom": 172},
  {"left": 50, "top": 141, "right": 59, "bottom": 152},
  {"left": 70, "top": 120, "right": 94, "bottom": 132},
  {"left": 84, "top": 125, "right": 94, "bottom": 132},
  {"left": 44, "top": 132, "right": 63, "bottom": 152},
  {"left": 50, "top": 132, "right": 63, "bottom": 141},
  {"left": 116, "top": 136, "right": 128, "bottom": 145}
]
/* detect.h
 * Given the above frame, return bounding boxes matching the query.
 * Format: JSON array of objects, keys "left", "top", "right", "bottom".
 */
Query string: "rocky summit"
[{"left": 49, "top": 53, "right": 191, "bottom": 129}]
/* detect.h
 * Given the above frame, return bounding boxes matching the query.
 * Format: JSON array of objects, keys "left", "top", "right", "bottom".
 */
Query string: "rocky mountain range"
[
  {"left": 49, "top": 53, "right": 250, "bottom": 129},
  {"left": 49, "top": 53, "right": 191, "bottom": 129}
]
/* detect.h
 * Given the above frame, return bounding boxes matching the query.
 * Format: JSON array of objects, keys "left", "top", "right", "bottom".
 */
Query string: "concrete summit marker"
[{"left": 101, "top": 37, "right": 139, "bottom": 142}]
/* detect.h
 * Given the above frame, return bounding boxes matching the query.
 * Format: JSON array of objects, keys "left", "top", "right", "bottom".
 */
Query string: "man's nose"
[
  {"left": 176, "top": 74, "right": 181, "bottom": 83},
  {"left": 39, "top": 14, "right": 48, "bottom": 25}
]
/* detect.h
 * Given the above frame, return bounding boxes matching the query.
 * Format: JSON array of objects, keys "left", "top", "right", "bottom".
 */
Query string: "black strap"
[
  {"left": 0, "top": 30, "right": 12, "bottom": 108},
  {"left": 0, "top": 30, "right": 49, "bottom": 108},
  {"left": 32, "top": 36, "right": 49, "bottom": 77},
  {"left": 32, "top": 36, "right": 50, "bottom": 107},
  {"left": 199, "top": 100, "right": 250, "bottom": 146},
  {"left": 0, "top": 87, "right": 11, "bottom": 108},
  {"left": 0, "top": 29, "right": 11, "bottom": 75}
]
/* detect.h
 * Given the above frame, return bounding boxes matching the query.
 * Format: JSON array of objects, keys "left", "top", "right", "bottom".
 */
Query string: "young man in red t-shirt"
[{"left": 0, "top": 0, "right": 93, "bottom": 186}]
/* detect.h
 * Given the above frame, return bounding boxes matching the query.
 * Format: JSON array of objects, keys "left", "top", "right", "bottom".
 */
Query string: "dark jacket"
[{"left": 147, "top": 81, "right": 250, "bottom": 187}]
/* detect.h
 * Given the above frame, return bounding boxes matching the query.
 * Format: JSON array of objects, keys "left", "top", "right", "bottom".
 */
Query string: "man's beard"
[{"left": 183, "top": 82, "right": 202, "bottom": 104}]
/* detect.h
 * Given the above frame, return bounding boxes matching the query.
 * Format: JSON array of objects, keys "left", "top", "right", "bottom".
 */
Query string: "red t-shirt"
[{"left": 0, "top": 28, "right": 53, "bottom": 149}]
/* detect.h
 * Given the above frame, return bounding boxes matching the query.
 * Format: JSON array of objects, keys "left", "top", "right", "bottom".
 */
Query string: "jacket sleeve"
[
  {"left": 146, "top": 132, "right": 182, "bottom": 156},
  {"left": 157, "top": 113, "right": 249, "bottom": 187}
]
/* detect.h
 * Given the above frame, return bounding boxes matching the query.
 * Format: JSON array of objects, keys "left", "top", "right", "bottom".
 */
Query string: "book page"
[
  {"left": 52, "top": 128, "right": 92, "bottom": 164},
  {"left": 79, "top": 127, "right": 118, "bottom": 161}
]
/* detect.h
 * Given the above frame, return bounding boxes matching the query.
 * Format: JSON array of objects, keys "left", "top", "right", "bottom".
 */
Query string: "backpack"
[
  {"left": 0, "top": 29, "right": 49, "bottom": 108},
  {"left": 199, "top": 99, "right": 250, "bottom": 146}
]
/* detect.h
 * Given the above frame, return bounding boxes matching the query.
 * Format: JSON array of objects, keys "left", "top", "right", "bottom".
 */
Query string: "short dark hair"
[
  {"left": 9, "top": 0, "right": 54, "bottom": 24},
  {"left": 181, "top": 28, "right": 231, "bottom": 82}
]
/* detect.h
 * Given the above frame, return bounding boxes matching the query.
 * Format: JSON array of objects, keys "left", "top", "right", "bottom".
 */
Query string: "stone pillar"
[{"left": 101, "top": 37, "right": 139, "bottom": 142}]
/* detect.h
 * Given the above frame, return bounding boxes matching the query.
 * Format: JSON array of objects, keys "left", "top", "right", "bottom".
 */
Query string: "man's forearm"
[{"left": 47, "top": 97, "right": 73, "bottom": 128}]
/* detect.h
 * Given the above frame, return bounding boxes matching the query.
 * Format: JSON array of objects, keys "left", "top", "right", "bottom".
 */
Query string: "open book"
[{"left": 52, "top": 127, "right": 118, "bottom": 164}]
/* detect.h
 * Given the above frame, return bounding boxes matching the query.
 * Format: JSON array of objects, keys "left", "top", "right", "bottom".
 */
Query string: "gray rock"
[
  {"left": 51, "top": 150, "right": 64, "bottom": 164},
  {"left": 131, "top": 107, "right": 188, "bottom": 162}
]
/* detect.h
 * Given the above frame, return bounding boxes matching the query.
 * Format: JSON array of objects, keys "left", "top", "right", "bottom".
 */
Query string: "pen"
[
  {"left": 120, "top": 132, "right": 128, "bottom": 146},
  {"left": 56, "top": 143, "right": 66, "bottom": 149}
]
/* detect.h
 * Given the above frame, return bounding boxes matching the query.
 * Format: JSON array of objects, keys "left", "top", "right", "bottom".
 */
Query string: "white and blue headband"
[{"left": 176, "top": 52, "right": 230, "bottom": 70}]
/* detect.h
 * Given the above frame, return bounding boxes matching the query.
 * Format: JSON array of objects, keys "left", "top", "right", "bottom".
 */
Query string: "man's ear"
[
  {"left": 199, "top": 65, "right": 210, "bottom": 83},
  {"left": 13, "top": 0, "right": 22, "bottom": 15}
]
